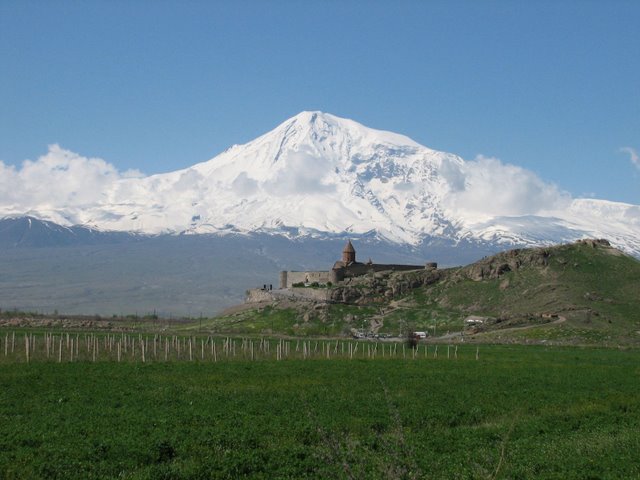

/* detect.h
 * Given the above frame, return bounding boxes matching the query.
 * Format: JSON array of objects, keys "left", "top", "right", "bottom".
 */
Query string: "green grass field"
[{"left": 1, "top": 344, "right": 639, "bottom": 479}]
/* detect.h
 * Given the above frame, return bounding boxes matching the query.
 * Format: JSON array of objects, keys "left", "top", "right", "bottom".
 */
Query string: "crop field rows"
[{"left": 0, "top": 331, "right": 475, "bottom": 364}]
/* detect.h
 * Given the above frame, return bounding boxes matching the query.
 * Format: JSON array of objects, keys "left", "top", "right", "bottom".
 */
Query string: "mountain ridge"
[{"left": 1, "top": 111, "right": 639, "bottom": 256}]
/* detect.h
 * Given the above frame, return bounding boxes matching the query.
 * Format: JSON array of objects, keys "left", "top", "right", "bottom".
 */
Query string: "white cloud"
[
  {"left": 262, "top": 149, "right": 336, "bottom": 196},
  {"left": 173, "top": 169, "right": 204, "bottom": 193},
  {"left": 442, "top": 155, "right": 571, "bottom": 218},
  {"left": 231, "top": 172, "right": 258, "bottom": 196},
  {"left": 0, "top": 145, "right": 142, "bottom": 212},
  {"left": 620, "top": 147, "right": 640, "bottom": 170}
]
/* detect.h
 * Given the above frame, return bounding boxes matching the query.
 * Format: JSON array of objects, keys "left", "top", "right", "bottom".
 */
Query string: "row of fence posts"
[{"left": 1, "top": 331, "right": 480, "bottom": 363}]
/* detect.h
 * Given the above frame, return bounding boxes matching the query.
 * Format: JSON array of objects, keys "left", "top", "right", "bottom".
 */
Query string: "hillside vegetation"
[{"left": 212, "top": 240, "right": 640, "bottom": 345}]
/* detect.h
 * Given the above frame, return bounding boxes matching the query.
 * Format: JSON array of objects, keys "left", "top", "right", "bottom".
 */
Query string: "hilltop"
[{"left": 212, "top": 239, "right": 640, "bottom": 346}]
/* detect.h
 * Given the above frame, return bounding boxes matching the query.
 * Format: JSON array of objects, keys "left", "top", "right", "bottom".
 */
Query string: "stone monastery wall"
[
  {"left": 281, "top": 271, "right": 332, "bottom": 289},
  {"left": 276, "top": 241, "right": 437, "bottom": 289}
]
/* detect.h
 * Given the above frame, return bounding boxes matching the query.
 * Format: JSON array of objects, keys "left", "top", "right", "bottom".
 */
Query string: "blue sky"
[{"left": 1, "top": 0, "right": 638, "bottom": 204}]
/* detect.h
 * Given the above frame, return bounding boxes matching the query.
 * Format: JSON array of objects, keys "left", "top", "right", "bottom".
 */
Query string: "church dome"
[
  {"left": 343, "top": 240, "right": 355, "bottom": 253},
  {"left": 342, "top": 240, "right": 356, "bottom": 264}
]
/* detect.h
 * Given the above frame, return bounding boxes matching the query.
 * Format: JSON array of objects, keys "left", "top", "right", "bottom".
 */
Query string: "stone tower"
[
  {"left": 342, "top": 240, "right": 356, "bottom": 264},
  {"left": 279, "top": 271, "right": 288, "bottom": 289}
]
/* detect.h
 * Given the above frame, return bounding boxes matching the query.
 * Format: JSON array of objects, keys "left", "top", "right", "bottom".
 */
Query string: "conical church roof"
[{"left": 343, "top": 240, "right": 355, "bottom": 253}]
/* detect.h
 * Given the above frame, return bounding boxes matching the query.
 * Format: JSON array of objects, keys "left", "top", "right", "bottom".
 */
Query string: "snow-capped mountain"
[{"left": 3, "top": 111, "right": 640, "bottom": 256}]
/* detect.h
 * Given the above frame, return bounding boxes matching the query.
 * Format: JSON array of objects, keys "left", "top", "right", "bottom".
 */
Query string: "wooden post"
[
  {"left": 434, "top": 345, "right": 438, "bottom": 359},
  {"left": 454, "top": 345, "right": 458, "bottom": 359},
  {"left": 58, "top": 336, "right": 63, "bottom": 363},
  {"left": 447, "top": 345, "right": 450, "bottom": 359},
  {"left": 476, "top": 346, "right": 479, "bottom": 360},
  {"left": 213, "top": 341, "right": 217, "bottom": 363},
  {"left": 25, "top": 335, "right": 30, "bottom": 363},
  {"left": 118, "top": 341, "right": 121, "bottom": 362}
]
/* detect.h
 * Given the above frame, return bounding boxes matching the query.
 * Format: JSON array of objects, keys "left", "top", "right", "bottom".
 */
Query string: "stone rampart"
[
  {"left": 246, "top": 287, "right": 331, "bottom": 303},
  {"left": 245, "top": 289, "right": 276, "bottom": 303},
  {"left": 281, "top": 271, "right": 332, "bottom": 288}
]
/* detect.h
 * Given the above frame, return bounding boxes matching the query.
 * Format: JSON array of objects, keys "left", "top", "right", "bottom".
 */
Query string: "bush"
[{"left": 152, "top": 440, "right": 176, "bottom": 463}]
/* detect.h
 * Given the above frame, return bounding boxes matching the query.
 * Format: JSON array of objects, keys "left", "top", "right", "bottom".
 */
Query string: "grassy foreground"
[{"left": 1, "top": 345, "right": 639, "bottom": 479}]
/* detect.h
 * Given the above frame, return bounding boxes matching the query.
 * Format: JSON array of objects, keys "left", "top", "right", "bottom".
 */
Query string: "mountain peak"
[
  {"left": 290, "top": 110, "right": 328, "bottom": 123},
  {"left": 2, "top": 112, "right": 639, "bottom": 257},
  {"left": 273, "top": 111, "right": 423, "bottom": 150}
]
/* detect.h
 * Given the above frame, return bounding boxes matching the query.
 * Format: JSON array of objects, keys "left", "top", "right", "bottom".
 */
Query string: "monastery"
[{"left": 279, "top": 240, "right": 437, "bottom": 289}]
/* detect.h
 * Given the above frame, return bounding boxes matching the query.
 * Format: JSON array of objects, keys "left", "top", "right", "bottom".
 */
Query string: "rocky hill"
[{"left": 211, "top": 239, "right": 640, "bottom": 345}]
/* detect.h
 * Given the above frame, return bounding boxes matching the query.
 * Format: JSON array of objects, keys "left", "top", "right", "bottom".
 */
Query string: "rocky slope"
[{"left": 215, "top": 239, "right": 640, "bottom": 345}]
